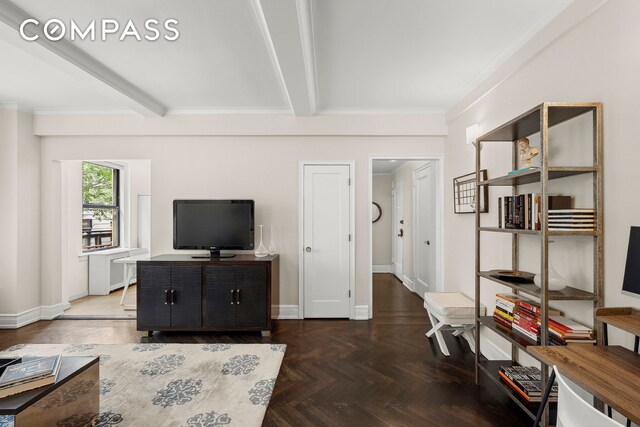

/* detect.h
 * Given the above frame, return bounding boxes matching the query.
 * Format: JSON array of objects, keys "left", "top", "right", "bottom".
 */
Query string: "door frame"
[
  {"left": 299, "top": 161, "right": 356, "bottom": 320},
  {"left": 368, "top": 155, "right": 444, "bottom": 319},
  {"left": 412, "top": 162, "right": 442, "bottom": 297}
]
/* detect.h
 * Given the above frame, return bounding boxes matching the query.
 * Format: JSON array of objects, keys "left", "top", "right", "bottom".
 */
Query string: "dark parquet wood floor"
[{"left": 0, "top": 274, "right": 530, "bottom": 426}]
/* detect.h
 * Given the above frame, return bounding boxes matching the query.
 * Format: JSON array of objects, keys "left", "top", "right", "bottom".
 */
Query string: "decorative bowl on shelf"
[
  {"left": 533, "top": 264, "right": 568, "bottom": 291},
  {"left": 489, "top": 270, "right": 536, "bottom": 283}
]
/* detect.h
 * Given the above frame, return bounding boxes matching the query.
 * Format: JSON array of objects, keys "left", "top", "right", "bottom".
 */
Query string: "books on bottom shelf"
[
  {"left": 0, "top": 355, "right": 61, "bottom": 399},
  {"left": 499, "top": 365, "right": 558, "bottom": 402}
]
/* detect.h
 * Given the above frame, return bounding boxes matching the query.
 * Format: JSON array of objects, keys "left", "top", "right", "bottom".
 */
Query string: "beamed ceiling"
[{"left": 0, "top": 0, "right": 573, "bottom": 116}]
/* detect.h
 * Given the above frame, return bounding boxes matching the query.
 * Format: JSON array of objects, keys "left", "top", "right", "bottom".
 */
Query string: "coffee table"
[{"left": 0, "top": 356, "right": 99, "bottom": 426}]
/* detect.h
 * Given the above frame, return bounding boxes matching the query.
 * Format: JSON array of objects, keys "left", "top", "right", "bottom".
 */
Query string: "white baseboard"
[
  {"left": 271, "top": 305, "right": 300, "bottom": 319},
  {"left": 68, "top": 291, "right": 88, "bottom": 301},
  {"left": 372, "top": 265, "right": 391, "bottom": 273},
  {"left": 402, "top": 275, "right": 415, "bottom": 292},
  {"left": 40, "top": 303, "right": 66, "bottom": 320},
  {"left": 0, "top": 303, "right": 66, "bottom": 329},
  {"left": 479, "top": 332, "right": 510, "bottom": 360},
  {"left": 271, "top": 305, "right": 370, "bottom": 320},
  {"left": 353, "top": 305, "right": 370, "bottom": 320}
]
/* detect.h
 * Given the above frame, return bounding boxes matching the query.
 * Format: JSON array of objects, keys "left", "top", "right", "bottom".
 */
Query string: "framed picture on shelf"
[{"left": 453, "top": 170, "right": 488, "bottom": 214}]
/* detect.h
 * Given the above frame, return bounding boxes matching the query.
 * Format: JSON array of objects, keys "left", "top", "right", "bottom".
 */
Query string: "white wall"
[
  {"left": 444, "top": 0, "right": 640, "bottom": 357},
  {"left": 40, "top": 132, "right": 444, "bottom": 313},
  {"left": 372, "top": 174, "right": 392, "bottom": 269},
  {"left": 0, "top": 108, "right": 19, "bottom": 315},
  {"left": 0, "top": 109, "right": 42, "bottom": 324}
]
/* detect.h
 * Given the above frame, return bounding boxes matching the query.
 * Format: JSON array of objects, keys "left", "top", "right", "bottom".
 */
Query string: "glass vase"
[
  {"left": 268, "top": 224, "right": 277, "bottom": 255},
  {"left": 254, "top": 225, "right": 268, "bottom": 257},
  {"left": 534, "top": 263, "right": 567, "bottom": 291}
]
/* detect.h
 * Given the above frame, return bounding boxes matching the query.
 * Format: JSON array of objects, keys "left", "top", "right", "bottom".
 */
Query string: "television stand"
[
  {"left": 136, "top": 254, "right": 278, "bottom": 336},
  {"left": 192, "top": 254, "right": 236, "bottom": 259},
  {"left": 192, "top": 247, "right": 236, "bottom": 259}
]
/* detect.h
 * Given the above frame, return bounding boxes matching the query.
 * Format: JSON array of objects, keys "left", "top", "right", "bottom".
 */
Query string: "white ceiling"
[
  {"left": 0, "top": 0, "right": 571, "bottom": 115},
  {"left": 372, "top": 160, "right": 408, "bottom": 175}
]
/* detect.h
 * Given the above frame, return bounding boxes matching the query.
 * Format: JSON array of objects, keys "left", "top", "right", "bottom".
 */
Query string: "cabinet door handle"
[
  {"left": 231, "top": 289, "right": 235, "bottom": 305},
  {"left": 164, "top": 289, "right": 169, "bottom": 305},
  {"left": 236, "top": 289, "right": 241, "bottom": 304},
  {"left": 170, "top": 289, "right": 176, "bottom": 305}
]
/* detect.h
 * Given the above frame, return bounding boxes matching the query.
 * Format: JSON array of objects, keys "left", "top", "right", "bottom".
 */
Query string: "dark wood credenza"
[{"left": 136, "top": 254, "right": 279, "bottom": 336}]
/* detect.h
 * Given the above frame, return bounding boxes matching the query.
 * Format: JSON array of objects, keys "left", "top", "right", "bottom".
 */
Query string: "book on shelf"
[
  {"left": 507, "top": 167, "right": 540, "bottom": 175},
  {"left": 0, "top": 355, "right": 61, "bottom": 399},
  {"left": 498, "top": 195, "right": 580, "bottom": 230},
  {"left": 498, "top": 365, "right": 558, "bottom": 402},
  {"left": 494, "top": 306, "right": 514, "bottom": 323},
  {"left": 493, "top": 313, "right": 513, "bottom": 329}
]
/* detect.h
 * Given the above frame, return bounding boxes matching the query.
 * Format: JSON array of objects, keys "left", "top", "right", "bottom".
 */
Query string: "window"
[{"left": 82, "top": 162, "right": 120, "bottom": 251}]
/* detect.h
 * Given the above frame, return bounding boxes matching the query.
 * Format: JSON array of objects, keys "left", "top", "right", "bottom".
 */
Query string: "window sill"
[{"left": 79, "top": 247, "right": 131, "bottom": 259}]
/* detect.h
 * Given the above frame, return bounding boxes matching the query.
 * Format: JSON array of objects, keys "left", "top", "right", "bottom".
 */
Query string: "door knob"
[
  {"left": 425, "top": 240, "right": 430, "bottom": 245},
  {"left": 398, "top": 229, "right": 404, "bottom": 238},
  {"left": 305, "top": 247, "right": 311, "bottom": 253}
]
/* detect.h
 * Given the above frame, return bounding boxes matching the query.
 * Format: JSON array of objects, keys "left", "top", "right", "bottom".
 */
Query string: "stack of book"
[
  {"left": 493, "top": 293, "right": 562, "bottom": 343},
  {"left": 548, "top": 209, "right": 596, "bottom": 231},
  {"left": 548, "top": 316, "right": 595, "bottom": 345},
  {"left": 0, "top": 355, "right": 61, "bottom": 398},
  {"left": 498, "top": 365, "right": 558, "bottom": 402},
  {"left": 498, "top": 195, "right": 572, "bottom": 230},
  {"left": 493, "top": 293, "right": 532, "bottom": 329}
]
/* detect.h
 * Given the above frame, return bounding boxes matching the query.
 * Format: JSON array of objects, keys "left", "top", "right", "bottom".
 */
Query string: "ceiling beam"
[
  {"left": 0, "top": 0, "right": 166, "bottom": 116},
  {"left": 252, "top": 0, "right": 318, "bottom": 116}
]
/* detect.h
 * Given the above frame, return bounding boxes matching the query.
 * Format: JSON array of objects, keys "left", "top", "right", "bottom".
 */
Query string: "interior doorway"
[{"left": 369, "top": 156, "right": 443, "bottom": 319}]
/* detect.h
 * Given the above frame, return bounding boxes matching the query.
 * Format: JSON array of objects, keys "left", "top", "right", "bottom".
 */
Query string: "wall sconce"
[{"left": 466, "top": 123, "right": 481, "bottom": 151}]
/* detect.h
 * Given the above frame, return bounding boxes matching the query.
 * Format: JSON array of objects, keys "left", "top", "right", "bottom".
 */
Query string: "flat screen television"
[
  {"left": 173, "top": 200, "right": 254, "bottom": 259},
  {"left": 622, "top": 226, "right": 640, "bottom": 298}
]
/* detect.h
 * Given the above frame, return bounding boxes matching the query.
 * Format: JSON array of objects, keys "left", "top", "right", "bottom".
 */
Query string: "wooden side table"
[{"left": 0, "top": 357, "right": 99, "bottom": 426}]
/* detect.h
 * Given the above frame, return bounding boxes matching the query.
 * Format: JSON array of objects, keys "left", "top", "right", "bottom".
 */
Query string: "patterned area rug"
[{"left": 0, "top": 343, "right": 286, "bottom": 427}]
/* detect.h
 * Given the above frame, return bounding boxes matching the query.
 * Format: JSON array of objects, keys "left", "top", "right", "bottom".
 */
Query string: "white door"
[
  {"left": 392, "top": 179, "right": 404, "bottom": 279},
  {"left": 414, "top": 164, "right": 437, "bottom": 295},
  {"left": 303, "top": 165, "right": 351, "bottom": 318}
]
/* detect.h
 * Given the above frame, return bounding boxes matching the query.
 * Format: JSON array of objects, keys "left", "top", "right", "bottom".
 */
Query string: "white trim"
[
  {"left": 299, "top": 161, "right": 356, "bottom": 319},
  {"left": 368, "top": 155, "right": 445, "bottom": 319},
  {"left": 372, "top": 265, "right": 392, "bottom": 273},
  {"left": 318, "top": 108, "right": 445, "bottom": 116},
  {"left": 479, "top": 333, "right": 511, "bottom": 361},
  {"left": 250, "top": 0, "right": 293, "bottom": 113},
  {"left": 295, "top": 0, "right": 319, "bottom": 114},
  {"left": 402, "top": 275, "right": 415, "bottom": 293},
  {"left": 271, "top": 305, "right": 300, "bottom": 320},
  {"left": 0, "top": 304, "right": 66, "bottom": 329},
  {"left": 40, "top": 303, "right": 66, "bottom": 320},
  {"left": 68, "top": 291, "right": 89, "bottom": 301},
  {"left": 354, "top": 305, "right": 369, "bottom": 320}
]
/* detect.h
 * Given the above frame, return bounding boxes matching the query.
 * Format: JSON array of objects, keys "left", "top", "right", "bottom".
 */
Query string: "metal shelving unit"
[{"left": 473, "top": 102, "right": 604, "bottom": 427}]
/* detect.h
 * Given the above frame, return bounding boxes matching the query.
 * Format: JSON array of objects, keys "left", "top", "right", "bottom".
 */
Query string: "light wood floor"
[{"left": 63, "top": 285, "right": 137, "bottom": 317}]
